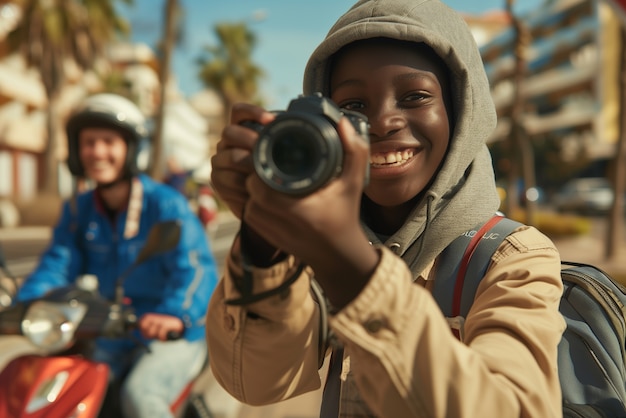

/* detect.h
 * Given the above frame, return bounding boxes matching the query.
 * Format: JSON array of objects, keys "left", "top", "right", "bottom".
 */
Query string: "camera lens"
[
  {"left": 271, "top": 127, "right": 319, "bottom": 178},
  {"left": 250, "top": 94, "right": 369, "bottom": 197},
  {"left": 253, "top": 115, "right": 343, "bottom": 196}
]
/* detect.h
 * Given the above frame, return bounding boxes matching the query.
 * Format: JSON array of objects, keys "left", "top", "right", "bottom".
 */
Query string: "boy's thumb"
[{"left": 337, "top": 117, "right": 370, "bottom": 183}]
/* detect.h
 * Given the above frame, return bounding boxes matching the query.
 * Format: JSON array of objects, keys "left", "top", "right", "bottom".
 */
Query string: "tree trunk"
[
  {"left": 150, "top": 0, "right": 178, "bottom": 181},
  {"left": 606, "top": 26, "right": 626, "bottom": 260},
  {"left": 507, "top": 0, "right": 537, "bottom": 225},
  {"left": 42, "top": 96, "right": 59, "bottom": 195}
]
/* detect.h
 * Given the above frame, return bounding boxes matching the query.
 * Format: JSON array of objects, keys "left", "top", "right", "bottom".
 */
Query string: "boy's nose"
[{"left": 367, "top": 104, "right": 405, "bottom": 140}]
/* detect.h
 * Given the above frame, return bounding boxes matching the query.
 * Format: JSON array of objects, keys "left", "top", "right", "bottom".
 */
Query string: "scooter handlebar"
[{"left": 166, "top": 330, "right": 182, "bottom": 340}]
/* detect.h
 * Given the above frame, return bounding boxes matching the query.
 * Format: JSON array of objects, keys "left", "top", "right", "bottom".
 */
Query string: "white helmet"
[{"left": 66, "top": 93, "right": 149, "bottom": 177}]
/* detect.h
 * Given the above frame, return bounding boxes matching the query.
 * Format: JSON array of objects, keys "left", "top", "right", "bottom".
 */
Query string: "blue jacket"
[{"left": 17, "top": 174, "right": 218, "bottom": 343}]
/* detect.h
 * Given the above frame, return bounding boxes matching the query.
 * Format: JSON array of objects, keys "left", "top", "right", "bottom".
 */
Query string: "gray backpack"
[{"left": 433, "top": 215, "right": 626, "bottom": 418}]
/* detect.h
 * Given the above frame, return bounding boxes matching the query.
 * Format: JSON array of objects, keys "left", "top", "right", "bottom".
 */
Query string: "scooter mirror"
[
  {"left": 114, "top": 220, "right": 182, "bottom": 306},
  {"left": 134, "top": 220, "right": 182, "bottom": 265}
]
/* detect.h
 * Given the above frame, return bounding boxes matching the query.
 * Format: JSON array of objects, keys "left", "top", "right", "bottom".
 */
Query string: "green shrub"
[{"left": 507, "top": 208, "right": 592, "bottom": 238}]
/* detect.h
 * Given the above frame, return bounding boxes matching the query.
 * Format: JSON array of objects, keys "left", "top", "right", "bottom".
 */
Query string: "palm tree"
[
  {"left": 7, "top": 0, "right": 131, "bottom": 195},
  {"left": 150, "top": 0, "right": 182, "bottom": 180},
  {"left": 606, "top": 26, "right": 626, "bottom": 260},
  {"left": 505, "top": 0, "right": 537, "bottom": 226},
  {"left": 197, "top": 21, "right": 265, "bottom": 129}
]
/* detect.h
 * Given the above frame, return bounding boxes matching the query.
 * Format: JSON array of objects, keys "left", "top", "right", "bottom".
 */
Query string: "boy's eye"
[
  {"left": 338, "top": 100, "right": 364, "bottom": 111},
  {"left": 402, "top": 92, "right": 428, "bottom": 102}
]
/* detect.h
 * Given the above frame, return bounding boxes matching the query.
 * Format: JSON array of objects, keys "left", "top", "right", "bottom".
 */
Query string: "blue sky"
[{"left": 121, "top": 0, "right": 544, "bottom": 108}]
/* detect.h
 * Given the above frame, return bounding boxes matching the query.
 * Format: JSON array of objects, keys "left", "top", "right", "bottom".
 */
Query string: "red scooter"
[{"left": 0, "top": 221, "right": 214, "bottom": 418}]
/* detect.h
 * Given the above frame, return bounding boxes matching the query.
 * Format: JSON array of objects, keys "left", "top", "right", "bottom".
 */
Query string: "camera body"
[{"left": 249, "top": 93, "right": 369, "bottom": 196}]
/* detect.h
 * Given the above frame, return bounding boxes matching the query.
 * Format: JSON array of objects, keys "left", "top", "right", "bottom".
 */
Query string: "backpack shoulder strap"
[{"left": 432, "top": 215, "right": 522, "bottom": 320}]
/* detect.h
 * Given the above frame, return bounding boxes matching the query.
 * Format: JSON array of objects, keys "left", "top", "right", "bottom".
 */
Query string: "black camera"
[{"left": 247, "top": 93, "right": 369, "bottom": 196}]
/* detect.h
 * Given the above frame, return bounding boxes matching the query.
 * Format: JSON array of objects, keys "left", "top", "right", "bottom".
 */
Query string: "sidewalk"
[{"left": 552, "top": 228, "right": 626, "bottom": 284}]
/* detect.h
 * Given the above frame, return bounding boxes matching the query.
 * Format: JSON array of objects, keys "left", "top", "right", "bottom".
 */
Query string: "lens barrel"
[
  {"left": 253, "top": 112, "right": 344, "bottom": 196},
  {"left": 250, "top": 94, "right": 368, "bottom": 196}
]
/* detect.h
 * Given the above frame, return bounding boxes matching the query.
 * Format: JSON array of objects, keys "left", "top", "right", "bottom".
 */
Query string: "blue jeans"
[{"left": 92, "top": 338, "right": 207, "bottom": 418}]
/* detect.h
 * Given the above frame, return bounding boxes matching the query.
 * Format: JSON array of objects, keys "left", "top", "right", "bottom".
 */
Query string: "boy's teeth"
[{"left": 370, "top": 150, "right": 414, "bottom": 165}]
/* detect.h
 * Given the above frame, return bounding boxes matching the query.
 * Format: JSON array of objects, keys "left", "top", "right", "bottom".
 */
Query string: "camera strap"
[
  {"left": 225, "top": 222, "right": 330, "bottom": 369},
  {"left": 225, "top": 221, "right": 305, "bottom": 306}
]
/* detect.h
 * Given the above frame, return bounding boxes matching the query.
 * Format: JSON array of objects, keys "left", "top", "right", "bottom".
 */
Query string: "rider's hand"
[{"left": 138, "top": 313, "right": 184, "bottom": 341}]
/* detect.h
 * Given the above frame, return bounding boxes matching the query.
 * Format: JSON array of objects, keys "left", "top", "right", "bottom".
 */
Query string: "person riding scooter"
[{"left": 15, "top": 93, "right": 219, "bottom": 418}]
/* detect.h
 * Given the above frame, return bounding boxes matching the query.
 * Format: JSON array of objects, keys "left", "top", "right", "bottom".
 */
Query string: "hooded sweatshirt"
[
  {"left": 206, "top": 1, "right": 565, "bottom": 417},
  {"left": 304, "top": 0, "right": 501, "bottom": 279}
]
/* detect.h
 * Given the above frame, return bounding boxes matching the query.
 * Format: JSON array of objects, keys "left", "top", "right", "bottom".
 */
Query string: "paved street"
[
  {"left": 550, "top": 217, "right": 626, "bottom": 283},
  {"left": 1, "top": 213, "right": 625, "bottom": 418}
]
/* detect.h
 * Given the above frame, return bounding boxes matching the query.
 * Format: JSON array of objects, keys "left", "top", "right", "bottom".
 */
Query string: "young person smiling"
[
  {"left": 206, "top": 1, "right": 565, "bottom": 416},
  {"left": 17, "top": 93, "right": 219, "bottom": 418}
]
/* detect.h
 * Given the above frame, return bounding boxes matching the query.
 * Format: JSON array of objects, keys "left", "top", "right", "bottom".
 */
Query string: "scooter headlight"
[{"left": 21, "top": 301, "right": 88, "bottom": 352}]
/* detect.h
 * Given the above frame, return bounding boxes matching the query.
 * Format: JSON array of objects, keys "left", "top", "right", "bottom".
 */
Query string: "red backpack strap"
[
  {"left": 432, "top": 215, "right": 522, "bottom": 339},
  {"left": 452, "top": 215, "right": 506, "bottom": 317}
]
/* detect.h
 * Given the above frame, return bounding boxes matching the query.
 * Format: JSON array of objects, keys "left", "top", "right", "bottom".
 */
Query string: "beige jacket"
[
  {"left": 208, "top": 1, "right": 566, "bottom": 416},
  {"left": 207, "top": 224, "right": 565, "bottom": 417}
]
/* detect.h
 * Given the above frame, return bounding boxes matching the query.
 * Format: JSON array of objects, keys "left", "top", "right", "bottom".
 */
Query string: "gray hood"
[{"left": 303, "top": 0, "right": 500, "bottom": 278}]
